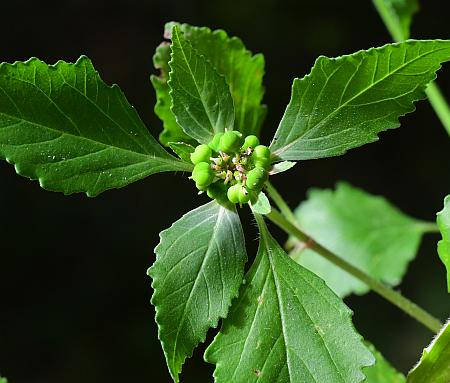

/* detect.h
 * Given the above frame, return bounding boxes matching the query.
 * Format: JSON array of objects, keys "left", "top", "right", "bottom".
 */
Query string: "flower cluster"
[{"left": 190, "top": 131, "right": 271, "bottom": 205}]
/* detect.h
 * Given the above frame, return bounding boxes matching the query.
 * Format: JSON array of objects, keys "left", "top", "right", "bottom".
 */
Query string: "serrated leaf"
[
  {"left": 269, "top": 161, "right": 296, "bottom": 175},
  {"left": 148, "top": 200, "right": 247, "bottom": 382},
  {"left": 151, "top": 42, "right": 196, "bottom": 146},
  {"left": 0, "top": 56, "right": 190, "bottom": 196},
  {"left": 168, "top": 142, "right": 195, "bottom": 163},
  {"left": 373, "top": 0, "right": 419, "bottom": 41},
  {"left": 437, "top": 195, "right": 450, "bottom": 293},
  {"left": 288, "top": 182, "right": 428, "bottom": 297},
  {"left": 250, "top": 191, "right": 271, "bottom": 215},
  {"left": 152, "top": 23, "right": 266, "bottom": 144},
  {"left": 270, "top": 40, "right": 450, "bottom": 161},
  {"left": 407, "top": 320, "right": 450, "bottom": 383},
  {"left": 364, "top": 343, "right": 406, "bottom": 383},
  {"left": 168, "top": 25, "right": 235, "bottom": 144},
  {"left": 205, "top": 213, "right": 374, "bottom": 383}
]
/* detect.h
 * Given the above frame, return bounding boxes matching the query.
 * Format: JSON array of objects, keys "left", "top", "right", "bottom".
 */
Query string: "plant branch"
[
  {"left": 372, "top": 0, "right": 450, "bottom": 137},
  {"left": 265, "top": 181, "right": 297, "bottom": 223},
  {"left": 266, "top": 207, "right": 443, "bottom": 333}
]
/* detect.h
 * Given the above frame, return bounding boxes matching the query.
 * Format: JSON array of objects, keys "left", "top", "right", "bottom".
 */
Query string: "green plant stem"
[
  {"left": 372, "top": 0, "right": 450, "bottom": 137},
  {"left": 419, "top": 221, "right": 440, "bottom": 234},
  {"left": 265, "top": 181, "right": 297, "bottom": 223},
  {"left": 426, "top": 83, "right": 450, "bottom": 137},
  {"left": 266, "top": 207, "right": 443, "bottom": 333},
  {"left": 372, "top": 0, "right": 405, "bottom": 42}
]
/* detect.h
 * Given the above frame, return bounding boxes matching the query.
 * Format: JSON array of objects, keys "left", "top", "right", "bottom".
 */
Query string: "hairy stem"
[
  {"left": 372, "top": 0, "right": 450, "bottom": 137},
  {"left": 266, "top": 207, "right": 443, "bottom": 333}
]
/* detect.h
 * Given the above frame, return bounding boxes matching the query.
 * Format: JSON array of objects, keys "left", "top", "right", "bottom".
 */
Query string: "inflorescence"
[{"left": 190, "top": 131, "right": 271, "bottom": 205}]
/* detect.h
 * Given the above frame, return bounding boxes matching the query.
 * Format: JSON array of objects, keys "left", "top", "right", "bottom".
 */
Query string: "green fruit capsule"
[
  {"left": 208, "top": 133, "right": 223, "bottom": 152},
  {"left": 206, "top": 182, "right": 226, "bottom": 200},
  {"left": 192, "top": 162, "right": 211, "bottom": 177},
  {"left": 195, "top": 182, "right": 208, "bottom": 191},
  {"left": 238, "top": 186, "right": 251, "bottom": 204},
  {"left": 227, "top": 183, "right": 241, "bottom": 204},
  {"left": 246, "top": 167, "right": 268, "bottom": 190},
  {"left": 190, "top": 144, "right": 212, "bottom": 165},
  {"left": 219, "top": 131, "right": 243, "bottom": 153},
  {"left": 192, "top": 162, "right": 214, "bottom": 187},
  {"left": 241, "top": 135, "right": 260, "bottom": 150},
  {"left": 253, "top": 145, "right": 271, "bottom": 160},
  {"left": 254, "top": 157, "right": 272, "bottom": 170}
]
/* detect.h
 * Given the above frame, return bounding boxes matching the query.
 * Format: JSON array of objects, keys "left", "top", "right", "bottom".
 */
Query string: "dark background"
[{"left": 0, "top": 0, "right": 449, "bottom": 382}]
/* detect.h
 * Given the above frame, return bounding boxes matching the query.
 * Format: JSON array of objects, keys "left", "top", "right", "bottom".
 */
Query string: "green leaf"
[
  {"left": 0, "top": 56, "right": 190, "bottom": 197},
  {"left": 148, "top": 200, "right": 247, "bottom": 382},
  {"left": 288, "top": 182, "right": 428, "bottom": 297},
  {"left": 152, "top": 23, "right": 266, "bottom": 144},
  {"left": 151, "top": 42, "right": 197, "bottom": 146},
  {"left": 407, "top": 320, "right": 450, "bottom": 383},
  {"left": 437, "top": 195, "right": 450, "bottom": 293},
  {"left": 205, "top": 213, "right": 374, "bottom": 383},
  {"left": 373, "top": 0, "right": 419, "bottom": 41},
  {"left": 168, "top": 142, "right": 195, "bottom": 163},
  {"left": 364, "top": 343, "right": 406, "bottom": 383},
  {"left": 250, "top": 191, "right": 271, "bottom": 215},
  {"left": 269, "top": 161, "right": 296, "bottom": 175},
  {"left": 0, "top": 377, "right": 7, "bottom": 383},
  {"left": 168, "top": 25, "right": 235, "bottom": 144},
  {"left": 270, "top": 40, "right": 450, "bottom": 161}
]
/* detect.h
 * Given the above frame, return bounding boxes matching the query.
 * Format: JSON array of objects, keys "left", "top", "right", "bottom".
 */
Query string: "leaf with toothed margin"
[
  {"left": 363, "top": 343, "right": 406, "bottom": 383},
  {"left": 0, "top": 56, "right": 191, "bottom": 196},
  {"left": 270, "top": 40, "right": 450, "bottom": 161},
  {"left": 437, "top": 195, "right": 450, "bottom": 293},
  {"left": 151, "top": 41, "right": 197, "bottom": 146},
  {"left": 148, "top": 200, "right": 247, "bottom": 382},
  {"left": 407, "top": 320, "right": 450, "bottom": 383},
  {"left": 287, "top": 182, "right": 430, "bottom": 298},
  {"left": 168, "top": 142, "right": 195, "bottom": 163},
  {"left": 168, "top": 25, "right": 235, "bottom": 144},
  {"left": 152, "top": 22, "right": 266, "bottom": 145},
  {"left": 205, "top": 213, "right": 374, "bottom": 383}
]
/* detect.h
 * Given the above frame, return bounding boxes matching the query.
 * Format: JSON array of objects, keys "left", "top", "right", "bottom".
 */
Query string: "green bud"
[
  {"left": 219, "top": 131, "right": 243, "bottom": 153},
  {"left": 241, "top": 135, "right": 260, "bottom": 150},
  {"left": 227, "top": 183, "right": 241, "bottom": 204},
  {"left": 208, "top": 133, "right": 223, "bottom": 152},
  {"left": 246, "top": 167, "right": 268, "bottom": 190},
  {"left": 190, "top": 144, "right": 212, "bottom": 165}
]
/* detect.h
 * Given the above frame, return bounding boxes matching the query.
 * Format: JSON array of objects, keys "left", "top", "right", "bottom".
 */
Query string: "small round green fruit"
[
  {"left": 219, "top": 131, "right": 243, "bottom": 153},
  {"left": 190, "top": 144, "right": 212, "bottom": 164},
  {"left": 208, "top": 133, "right": 223, "bottom": 152},
  {"left": 253, "top": 145, "right": 271, "bottom": 160},
  {"left": 246, "top": 167, "right": 268, "bottom": 190},
  {"left": 241, "top": 135, "right": 260, "bottom": 150},
  {"left": 227, "top": 183, "right": 241, "bottom": 204}
]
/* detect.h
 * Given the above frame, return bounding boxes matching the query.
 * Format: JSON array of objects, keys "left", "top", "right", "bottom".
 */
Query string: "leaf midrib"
[
  {"left": 173, "top": 27, "right": 217, "bottom": 135},
  {"left": 170, "top": 204, "right": 226, "bottom": 376},
  {"left": 0, "top": 110, "right": 190, "bottom": 171},
  {"left": 274, "top": 44, "right": 448, "bottom": 156}
]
